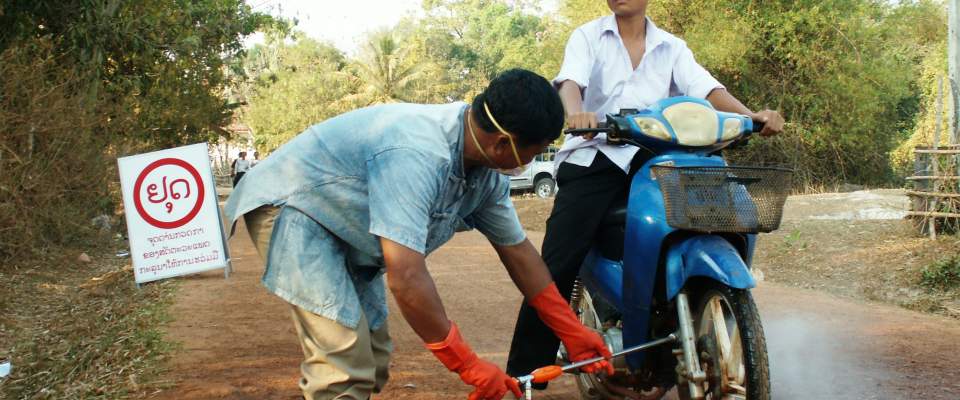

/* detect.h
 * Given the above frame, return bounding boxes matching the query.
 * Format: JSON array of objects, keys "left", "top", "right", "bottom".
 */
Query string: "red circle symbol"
[{"left": 133, "top": 158, "right": 205, "bottom": 229}]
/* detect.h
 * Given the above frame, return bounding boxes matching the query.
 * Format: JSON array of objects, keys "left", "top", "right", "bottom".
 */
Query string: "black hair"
[{"left": 472, "top": 68, "right": 564, "bottom": 147}]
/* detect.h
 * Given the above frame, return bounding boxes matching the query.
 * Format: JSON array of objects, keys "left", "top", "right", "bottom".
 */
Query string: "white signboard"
[{"left": 118, "top": 143, "right": 230, "bottom": 284}]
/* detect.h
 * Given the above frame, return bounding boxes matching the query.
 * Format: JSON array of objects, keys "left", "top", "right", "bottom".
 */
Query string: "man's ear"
[{"left": 492, "top": 134, "right": 512, "bottom": 153}]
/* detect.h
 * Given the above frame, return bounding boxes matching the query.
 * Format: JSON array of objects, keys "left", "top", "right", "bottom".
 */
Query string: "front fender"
[{"left": 665, "top": 235, "right": 756, "bottom": 299}]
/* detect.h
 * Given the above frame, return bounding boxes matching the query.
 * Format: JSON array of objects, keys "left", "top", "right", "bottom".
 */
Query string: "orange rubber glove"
[
  {"left": 529, "top": 283, "right": 615, "bottom": 375},
  {"left": 427, "top": 322, "right": 522, "bottom": 400}
]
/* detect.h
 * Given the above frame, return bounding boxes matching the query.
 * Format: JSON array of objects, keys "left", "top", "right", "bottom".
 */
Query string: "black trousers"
[
  {"left": 233, "top": 172, "right": 245, "bottom": 187},
  {"left": 506, "top": 152, "right": 639, "bottom": 378}
]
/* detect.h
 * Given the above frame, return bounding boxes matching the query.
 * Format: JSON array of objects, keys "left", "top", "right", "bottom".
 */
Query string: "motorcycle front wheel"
[{"left": 679, "top": 284, "right": 770, "bottom": 400}]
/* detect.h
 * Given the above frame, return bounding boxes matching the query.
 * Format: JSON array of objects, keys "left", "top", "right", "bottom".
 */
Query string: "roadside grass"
[
  {"left": 920, "top": 255, "right": 960, "bottom": 292},
  {"left": 0, "top": 238, "right": 177, "bottom": 399}
]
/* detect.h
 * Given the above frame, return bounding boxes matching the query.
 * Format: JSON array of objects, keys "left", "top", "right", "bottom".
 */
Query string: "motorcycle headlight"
[
  {"left": 633, "top": 117, "right": 672, "bottom": 142},
  {"left": 662, "top": 102, "right": 719, "bottom": 146},
  {"left": 721, "top": 118, "right": 743, "bottom": 141}
]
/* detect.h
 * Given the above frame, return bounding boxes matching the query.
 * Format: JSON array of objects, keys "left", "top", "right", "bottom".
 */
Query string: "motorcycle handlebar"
[
  {"left": 564, "top": 116, "right": 763, "bottom": 139},
  {"left": 564, "top": 122, "right": 609, "bottom": 136}
]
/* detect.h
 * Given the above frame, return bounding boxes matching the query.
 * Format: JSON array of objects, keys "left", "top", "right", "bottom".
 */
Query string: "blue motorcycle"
[{"left": 562, "top": 97, "right": 790, "bottom": 400}]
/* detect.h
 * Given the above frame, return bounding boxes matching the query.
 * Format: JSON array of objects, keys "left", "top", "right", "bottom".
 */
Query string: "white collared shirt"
[
  {"left": 235, "top": 158, "right": 251, "bottom": 173},
  {"left": 553, "top": 16, "right": 724, "bottom": 172}
]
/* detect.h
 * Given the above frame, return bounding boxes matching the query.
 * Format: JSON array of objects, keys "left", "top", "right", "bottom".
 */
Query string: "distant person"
[
  {"left": 251, "top": 151, "right": 260, "bottom": 167},
  {"left": 505, "top": 0, "right": 786, "bottom": 387},
  {"left": 224, "top": 69, "right": 612, "bottom": 400},
  {"left": 231, "top": 151, "right": 251, "bottom": 187}
]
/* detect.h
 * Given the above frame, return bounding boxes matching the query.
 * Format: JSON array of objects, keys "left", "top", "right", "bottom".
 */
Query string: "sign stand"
[
  {"left": 210, "top": 164, "right": 233, "bottom": 279},
  {"left": 118, "top": 143, "right": 232, "bottom": 286}
]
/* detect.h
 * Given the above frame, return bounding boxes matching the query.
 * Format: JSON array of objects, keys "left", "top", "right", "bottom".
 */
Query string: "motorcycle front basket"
[{"left": 651, "top": 166, "right": 793, "bottom": 233}]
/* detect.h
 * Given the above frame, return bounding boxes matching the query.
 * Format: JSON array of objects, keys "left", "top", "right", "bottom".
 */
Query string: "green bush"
[{"left": 920, "top": 255, "right": 960, "bottom": 291}]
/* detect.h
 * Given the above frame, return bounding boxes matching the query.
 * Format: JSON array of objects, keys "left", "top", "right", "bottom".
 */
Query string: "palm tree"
[{"left": 352, "top": 30, "right": 423, "bottom": 104}]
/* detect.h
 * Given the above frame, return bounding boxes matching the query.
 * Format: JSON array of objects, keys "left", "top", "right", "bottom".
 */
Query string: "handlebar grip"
[
  {"left": 564, "top": 128, "right": 609, "bottom": 136},
  {"left": 752, "top": 119, "right": 766, "bottom": 133},
  {"left": 564, "top": 122, "right": 609, "bottom": 136}
]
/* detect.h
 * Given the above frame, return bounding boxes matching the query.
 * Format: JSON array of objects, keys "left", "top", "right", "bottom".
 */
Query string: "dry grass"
[
  {"left": 754, "top": 218, "right": 960, "bottom": 317},
  {"left": 0, "top": 40, "right": 120, "bottom": 261},
  {"left": 0, "top": 238, "right": 177, "bottom": 399}
]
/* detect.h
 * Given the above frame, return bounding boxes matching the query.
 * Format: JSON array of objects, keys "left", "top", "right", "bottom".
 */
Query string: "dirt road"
[{"left": 153, "top": 222, "right": 960, "bottom": 400}]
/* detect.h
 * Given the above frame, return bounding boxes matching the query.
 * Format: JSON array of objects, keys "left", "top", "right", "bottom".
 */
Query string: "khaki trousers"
[{"left": 245, "top": 206, "right": 391, "bottom": 400}]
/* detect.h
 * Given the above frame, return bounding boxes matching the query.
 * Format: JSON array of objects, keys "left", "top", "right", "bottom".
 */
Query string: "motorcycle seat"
[
  {"left": 598, "top": 205, "right": 627, "bottom": 261},
  {"left": 602, "top": 205, "right": 627, "bottom": 227}
]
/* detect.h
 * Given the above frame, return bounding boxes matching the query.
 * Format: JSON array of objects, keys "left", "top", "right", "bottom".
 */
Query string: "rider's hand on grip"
[
  {"left": 566, "top": 111, "right": 599, "bottom": 140},
  {"left": 426, "top": 322, "right": 522, "bottom": 399},
  {"left": 751, "top": 109, "right": 785, "bottom": 137},
  {"left": 528, "top": 283, "right": 615, "bottom": 375}
]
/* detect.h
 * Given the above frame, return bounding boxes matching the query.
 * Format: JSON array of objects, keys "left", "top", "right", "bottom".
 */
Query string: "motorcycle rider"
[{"left": 506, "top": 0, "right": 786, "bottom": 386}]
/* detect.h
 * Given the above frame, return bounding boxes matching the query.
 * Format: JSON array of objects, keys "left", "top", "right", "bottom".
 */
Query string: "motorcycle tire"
[{"left": 678, "top": 283, "right": 770, "bottom": 400}]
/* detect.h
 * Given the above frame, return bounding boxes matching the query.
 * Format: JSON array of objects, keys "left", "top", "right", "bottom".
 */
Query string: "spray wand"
[{"left": 513, "top": 334, "right": 677, "bottom": 400}]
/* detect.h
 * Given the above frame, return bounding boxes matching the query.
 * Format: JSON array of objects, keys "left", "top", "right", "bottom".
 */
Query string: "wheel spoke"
[
  {"left": 580, "top": 290, "right": 603, "bottom": 329},
  {"left": 728, "top": 323, "right": 744, "bottom": 384},
  {"left": 710, "top": 298, "right": 733, "bottom": 382},
  {"left": 699, "top": 302, "right": 714, "bottom": 334},
  {"left": 728, "top": 383, "right": 746, "bottom": 394}
]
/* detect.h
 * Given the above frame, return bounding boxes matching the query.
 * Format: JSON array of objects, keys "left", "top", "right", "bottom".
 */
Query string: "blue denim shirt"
[{"left": 224, "top": 102, "right": 527, "bottom": 330}]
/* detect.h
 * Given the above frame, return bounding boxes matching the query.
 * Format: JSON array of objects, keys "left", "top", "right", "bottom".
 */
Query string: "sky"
[
  {"left": 245, "top": 0, "right": 558, "bottom": 55},
  {"left": 245, "top": 0, "right": 423, "bottom": 55}
]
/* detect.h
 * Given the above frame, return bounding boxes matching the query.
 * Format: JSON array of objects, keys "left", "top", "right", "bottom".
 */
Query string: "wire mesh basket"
[{"left": 651, "top": 166, "right": 793, "bottom": 233}]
